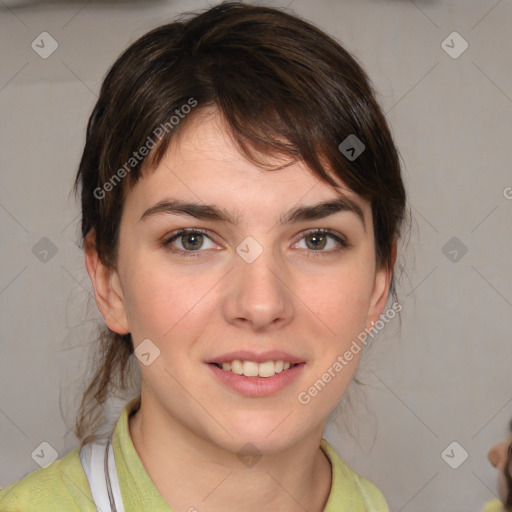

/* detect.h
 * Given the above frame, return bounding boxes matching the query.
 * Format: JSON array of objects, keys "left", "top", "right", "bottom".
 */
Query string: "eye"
[
  {"left": 162, "top": 229, "right": 219, "bottom": 257},
  {"left": 293, "top": 228, "right": 350, "bottom": 256},
  {"left": 162, "top": 227, "right": 350, "bottom": 259}
]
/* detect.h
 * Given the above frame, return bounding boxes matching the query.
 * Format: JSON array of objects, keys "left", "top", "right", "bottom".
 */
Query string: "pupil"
[
  {"left": 308, "top": 233, "right": 326, "bottom": 250},
  {"left": 184, "top": 233, "right": 202, "bottom": 250}
]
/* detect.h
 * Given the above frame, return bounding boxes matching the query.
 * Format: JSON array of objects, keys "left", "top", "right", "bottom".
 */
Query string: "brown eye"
[
  {"left": 181, "top": 232, "right": 204, "bottom": 250},
  {"left": 163, "top": 228, "right": 218, "bottom": 257},
  {"left": 294, "top": 229, "right": 349, "bottom": 254},
  {"left": 304, "top": 232, "right": 328, "bottom": 250}
]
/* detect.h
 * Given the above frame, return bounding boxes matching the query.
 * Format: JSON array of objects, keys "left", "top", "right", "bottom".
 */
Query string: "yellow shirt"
[
  {"left": 0, "top": 397, "right": 390, "bottom": 511},
  {"left": 483, "top": 499, "right": 503, "bottom": 512}
]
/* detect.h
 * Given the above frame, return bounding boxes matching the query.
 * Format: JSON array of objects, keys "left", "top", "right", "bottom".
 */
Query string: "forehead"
[{"left": 125, "top": 108, "right": 371, "bottom": 227}]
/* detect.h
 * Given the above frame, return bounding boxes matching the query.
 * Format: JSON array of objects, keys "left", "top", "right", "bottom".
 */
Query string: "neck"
[{"left": 128, "top": 400, "right": 332, "bottom": 512}]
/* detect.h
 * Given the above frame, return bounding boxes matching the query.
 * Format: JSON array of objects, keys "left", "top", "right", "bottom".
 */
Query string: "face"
[
  {"left": 90, "top": 107, "right": 392, "bottom": 455},
  {"left": 488, "top": 436, "right": 512, "bottom": 503}
]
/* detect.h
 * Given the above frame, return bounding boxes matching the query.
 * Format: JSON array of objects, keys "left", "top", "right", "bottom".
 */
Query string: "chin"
[
  {"left": 210, "top": 414, "right": 315, "bottom": 456},
  {"left": 225, "top": 434, "right": 300, "bottom": 458}
]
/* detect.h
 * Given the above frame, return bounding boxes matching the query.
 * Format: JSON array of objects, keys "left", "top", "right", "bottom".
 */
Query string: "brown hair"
[{"left": 72, "top": 1, "right": 409, "bottom": 448}]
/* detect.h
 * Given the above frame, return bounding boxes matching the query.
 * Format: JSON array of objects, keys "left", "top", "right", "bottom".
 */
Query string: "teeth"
[
  {"left": 231, "top": 360, "right": 243, "bottom": 375},
  {"left": 243, "top": 361, "right": 259, "bottom": 377},
  {"left": 215, "top": 360, "right": 297, "bottom": 378},
  {"left": 257, "top": 361, "right": 275, "bottom": 378}
]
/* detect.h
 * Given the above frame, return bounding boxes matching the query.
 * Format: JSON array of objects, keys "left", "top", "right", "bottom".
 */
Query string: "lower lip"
[{"left": 207, "top": 363, "right": 306, "bottom": 397}]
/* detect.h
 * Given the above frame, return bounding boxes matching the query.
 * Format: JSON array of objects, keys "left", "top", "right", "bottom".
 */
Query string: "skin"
[
  {"left": 488, "top": 435, "right": 512, "bottom": 505},
  {"left": 85, "top": 107, "right": 396, "bottom": 512}
]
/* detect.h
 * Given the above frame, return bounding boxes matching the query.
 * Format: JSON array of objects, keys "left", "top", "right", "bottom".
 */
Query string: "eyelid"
[
  {"left": 162, "top": 227, "right": 350, "bottom": 254},
  {"left": 163, "top": 228, "right": 218, "bottom": 248},
  {"left": 293, "top": 228, "right": 349, "bottom": 248}
]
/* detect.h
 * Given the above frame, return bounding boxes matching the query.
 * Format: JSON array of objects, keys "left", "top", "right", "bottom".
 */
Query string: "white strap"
[{"left": 80, "top": 437, "right": 125, "bottom": 512}]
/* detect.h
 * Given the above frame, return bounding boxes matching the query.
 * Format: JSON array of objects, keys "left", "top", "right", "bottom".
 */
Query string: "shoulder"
[
  {"left": 0, "top": 446, "right": 95, "bottom": 512},
  {"left": 350, "top": 471, "right": 390, "bottom": 511},
  {"left": 321, "top": 438, "right": 390, "bottom": 512}
]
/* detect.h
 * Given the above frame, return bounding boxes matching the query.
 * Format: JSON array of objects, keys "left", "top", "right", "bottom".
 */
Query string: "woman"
[{"left": 0, "top": 2, "right": 408, "bottom": 510}]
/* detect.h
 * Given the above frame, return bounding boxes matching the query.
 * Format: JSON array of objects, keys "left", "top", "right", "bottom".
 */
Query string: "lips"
[
  {"left": 205, "top": 350, "right": 306, "bottom": 396},
  {"left": 207, "top": 360, "right": 306, "bottom": 397}
]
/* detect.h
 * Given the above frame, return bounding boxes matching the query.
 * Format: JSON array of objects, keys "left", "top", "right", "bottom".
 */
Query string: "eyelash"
[{"left": 161, "top": 228, "right": 350, "bottom": 259}]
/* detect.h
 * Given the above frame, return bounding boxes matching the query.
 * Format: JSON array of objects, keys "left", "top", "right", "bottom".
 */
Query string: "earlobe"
[
  {"left": 84, "top": 231, "right": 130, "bottom": 335},
  {"left": 367, "top": 238, "right": 397, "bottom": 327},
  {"left": 367, "top": 267, "right": 391, "bottom": 327}
]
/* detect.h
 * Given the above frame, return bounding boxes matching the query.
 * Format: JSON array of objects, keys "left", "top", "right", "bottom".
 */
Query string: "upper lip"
[{"left": 206, "top": 350, "right": 305, "bottom": 365}]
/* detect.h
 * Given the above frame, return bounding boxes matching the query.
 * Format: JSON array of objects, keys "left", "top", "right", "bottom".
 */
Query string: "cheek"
[
  {"left": 302, "top": 266, "right": 374, "bottom": 340},
  {"left": 121, "top": 243, "right": 375, "bottom": 349},
  {"left": 121, "top": 257, "right": 215, "bottom": 343}
]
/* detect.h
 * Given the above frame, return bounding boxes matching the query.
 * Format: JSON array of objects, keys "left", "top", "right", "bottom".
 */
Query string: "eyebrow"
[{"left": 140, "top": 196, "right": 366, "bottom": 231}]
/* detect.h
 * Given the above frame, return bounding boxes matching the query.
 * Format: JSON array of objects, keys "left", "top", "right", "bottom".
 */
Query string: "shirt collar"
[{"left": 112, "top": 397, "right": 368, "bottom": 512}]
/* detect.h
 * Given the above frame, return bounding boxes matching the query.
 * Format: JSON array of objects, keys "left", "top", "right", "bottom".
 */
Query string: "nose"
[{"left": 222, "top": 242, "right": 294, "bottom": 332}]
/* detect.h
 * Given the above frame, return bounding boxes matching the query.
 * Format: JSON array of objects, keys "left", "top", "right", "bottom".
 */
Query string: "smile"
[
  {"left": 207, "top": 361, "right": 306, "bottom": 397},
  {"left": 211, "top": 360, "right": 299, "bottom": 378}
]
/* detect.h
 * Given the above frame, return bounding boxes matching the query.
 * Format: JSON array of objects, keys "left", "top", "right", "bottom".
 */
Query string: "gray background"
[{"left": 1, "top": 0, "right": 511, "bottom": 511}]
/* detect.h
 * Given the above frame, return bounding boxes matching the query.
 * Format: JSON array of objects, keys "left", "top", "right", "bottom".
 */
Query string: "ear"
[
  {"left": 84, "top": 231, "right": 130, "bottom": 335},
  {"left": 366, "top": 237, "right": 397, "bottom": 327}
]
